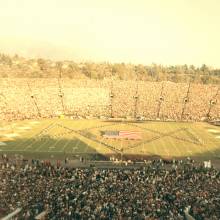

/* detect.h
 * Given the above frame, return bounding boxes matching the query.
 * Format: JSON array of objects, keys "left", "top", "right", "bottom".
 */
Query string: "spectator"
[{"left": 0, "top": 158, "right": 219, "bottom": 219}]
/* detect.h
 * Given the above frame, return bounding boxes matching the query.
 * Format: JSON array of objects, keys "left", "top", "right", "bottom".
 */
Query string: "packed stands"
[
  {"left": 0, "top": 78, "right": 219, "bottom": 121},
  {"left": 0, "top": 157, "right": 219, "bottom": 219}
]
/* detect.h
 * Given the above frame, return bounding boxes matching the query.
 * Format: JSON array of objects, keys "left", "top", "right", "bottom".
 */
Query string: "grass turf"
[{"left": 0, "top": 118, "right": 220, "bottom": 160}]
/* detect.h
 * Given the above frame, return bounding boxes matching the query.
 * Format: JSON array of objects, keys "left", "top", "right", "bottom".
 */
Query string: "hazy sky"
[{"left": 0, "top": 0, "right": 220, "bottom": 67}]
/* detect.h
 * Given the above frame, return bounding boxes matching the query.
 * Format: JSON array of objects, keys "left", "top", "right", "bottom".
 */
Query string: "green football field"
[{"left": 0, "top": 118, "right": 220, "bottom": 160}]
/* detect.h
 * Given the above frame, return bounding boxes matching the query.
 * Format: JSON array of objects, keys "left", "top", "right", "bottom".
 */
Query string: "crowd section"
[
  {"left": 159, "top": 82, "right": 188, "bottom": 120},
  {"left": 185, "top": 84, "right": 220, "bottom": 121},
  {"left": 0, "top": 78, "right": 219, "bottom": 121},
  {"left": 0, "top": 158, "right": 219, "bottom": 219}
]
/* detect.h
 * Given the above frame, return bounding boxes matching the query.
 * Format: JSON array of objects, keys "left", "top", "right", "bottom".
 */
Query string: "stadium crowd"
[
  {"left": 0, "top": 79, "right": 219, "bottom": 121},
  {"left": 0, "top": 156, "right": 220, "bottom": 220}
]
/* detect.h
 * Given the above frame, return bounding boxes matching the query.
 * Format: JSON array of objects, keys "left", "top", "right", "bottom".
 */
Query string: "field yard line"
[
  {"left": 72, "top": 120, "right": 94, "bottom": 155},
  {"left": 32, "top": 138, "right": 54, "bottom": 152},
  {"left": 22, "top": 138, "right": 40, "bottom": 151},
  {"left": 10, "top": 121, "right": 54, "bottom": 149},
  {"left": 22, "top": 140, "right": 38, "bottom": 151},
  {"left": 8, "top": 133, "right": 34, "bottom": 149},
  {"left": 72, "top": 134, "right": 82, "bottom": 153},
  {"left": 0, "top": 149, "right": 27, "bottom": 152},
  {"left": 6, "top": 138, "right": 31, "bottom": 150},
  {"left": 47, "top": 137, "right": 64, "bottom": 152},
  {"left": 1, "top": 120, "right": 52, "bottom": 152},
  {"left": 1, "top": 125, "right": 34, "bottom": 149},
  {"left": 49, "top": 128, "right": 75, "bottom": 151},
  {"left": 20, "top": 129, "right": 49, "bottom": 151},
  {"left": 36, "top": 123, "right": 65, "bottom": 152},
  {"left": 61, "top": 131, "right": 84, "bottom": 153},
  {"left": 60, "top": 134, "right": 74, "bottom": 153},
  {"left": 36, "top": 150, "right": 63, "bottom": 153}
]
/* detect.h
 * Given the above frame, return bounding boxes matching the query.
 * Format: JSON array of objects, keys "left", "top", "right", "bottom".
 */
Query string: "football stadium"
[
  {"left": 0, "top": 78, "right": 220, "bottom": 220},
  {"left": 1, "top": 1, "right": 220, "bottom": 220},
  {"left": 0, "top": 79, "right": 220, "bottom": 161}
]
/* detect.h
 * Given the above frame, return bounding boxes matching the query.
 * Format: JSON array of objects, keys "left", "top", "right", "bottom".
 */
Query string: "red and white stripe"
[{"left": 118, "top": 131, "right": 142, "bottom": 140}]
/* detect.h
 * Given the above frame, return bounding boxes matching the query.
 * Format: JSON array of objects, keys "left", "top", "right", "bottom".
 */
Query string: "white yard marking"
[
  {"left": 47, "top": 137, "right": 63, "bottom": 152},
  {"left": 61, "top": 135, "right": 74, "bottom": 152},
  {"left": 17, "top": 126, "right": 31, "bottom": 130},
  {"left": 0, "top": 127, "right": 9, "bottom": 131},
  {"left": 208, "top": 129, "right": 219, "bottom": 133},
  {"left": 216, "top": 136, "right": 220, "bottom": 139},
  {"left": 25, "top": 137, "right": 50, "bottom": 152},
  {"left": 0, "top": 142, "right": 6, "bottom": 146},
  {"left": 49, "top": 146, "right": 55, "bottom": 149},
  {"left": 72, "top": 146, "right": 78, "bottom": 153},
  {"left": 0, "top": 148, "right": 63, "bottom": 153},
  {"left": 57, "top": 132, "right": 77, "bottom": 150},
  {"left": 4, "top": 133, "right": 20, "bottom": 138},
  {"left": 187, "top": 150, "right": 192, "bottom": 155},
  {"left": 40, "top": 150, "right": 63, "bottom": 153},
  {"left": 29, "top": 121, "right": 40, "bottom": 125},
  {"left": 17, "top": 130, "right": 26, "bottom": 133}
]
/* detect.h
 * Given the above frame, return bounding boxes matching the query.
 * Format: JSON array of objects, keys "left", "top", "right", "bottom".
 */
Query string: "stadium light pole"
[
  {"left": 206, "top": 87, "right": 219, "bottom": 119},
  {"left": 57, "top": 64, "right": 68, "bottom": 115},
  {"left": 181, "top": 82, "right": 191, "bottom": 120},
  {"left": 157, "top": 82, "right": 164, "bottom": 119},
  {"left": 134, "top": 81, "right": 139, "bottom": 119},
  {"left": 110, "top": 80, "right": 114, "bottom": 118},
  {"left": 27, "top": 81, "right": 41, "bottom": 118}
]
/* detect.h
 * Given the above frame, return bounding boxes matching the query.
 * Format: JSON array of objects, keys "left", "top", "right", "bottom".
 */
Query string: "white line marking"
[
  {"left": 17, "top": 126, "right": 31, "bottom": 130},
  {"left": 4, "top": 133, "right": 20, "bottom": 138},
  {"left": 29, "top": 121, "right": 40, "bottom": 124},
  {"left": 61, "top": 136, "right": 74, "bottom": 152},
  {"left": 208, "top": 129, "right": 219, "bottom": 133}
]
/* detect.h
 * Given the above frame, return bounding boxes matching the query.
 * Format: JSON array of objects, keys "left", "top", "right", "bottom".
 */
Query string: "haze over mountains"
[
  {"left": 0, "top": 37, "right": 80, "bottom": 61},
  {"left": 0, "top": 0, "right": 220, "bottom": 67}
]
